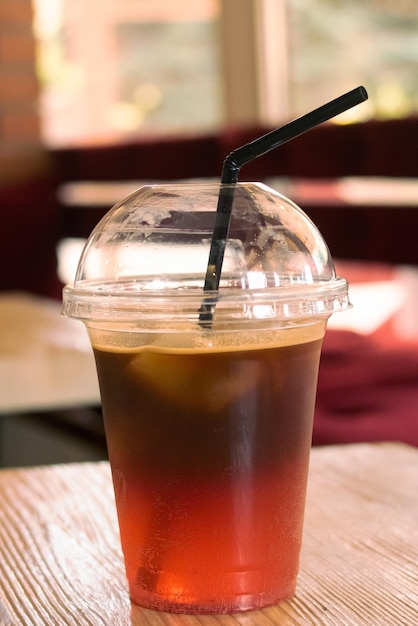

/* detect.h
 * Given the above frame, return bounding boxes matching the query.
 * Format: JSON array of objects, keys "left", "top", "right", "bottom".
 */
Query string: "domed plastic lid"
[{"left": 62, "top": 182, "right": 350, "bottom": 328}]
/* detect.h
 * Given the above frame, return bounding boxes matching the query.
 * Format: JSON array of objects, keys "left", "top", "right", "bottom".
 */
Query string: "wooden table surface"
[
  {"left": 0, "top": 292, "right": 99, "bottom": 414},
  {"left": 0, "top": 443, "right": 417, "bottom": 625}
]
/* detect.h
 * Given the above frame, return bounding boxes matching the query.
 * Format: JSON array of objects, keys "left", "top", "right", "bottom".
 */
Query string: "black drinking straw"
[{"left": 199, "top": 86, "right": 368, "bottom": 324}]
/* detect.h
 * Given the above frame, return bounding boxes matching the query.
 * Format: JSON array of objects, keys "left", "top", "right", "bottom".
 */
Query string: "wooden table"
[
  {"left": 0, "top": 292, "right": 99, "bottom": 414},
  {"left": 0, "top": 443, "right": 417, "bottom": 625}
]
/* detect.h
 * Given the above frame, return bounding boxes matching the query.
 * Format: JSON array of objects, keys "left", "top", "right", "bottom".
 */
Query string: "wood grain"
[{"left": 0, "top": 443, "right": 417, "bottom": 625}]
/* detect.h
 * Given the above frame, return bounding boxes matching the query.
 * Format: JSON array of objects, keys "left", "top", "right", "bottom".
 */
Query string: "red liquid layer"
[{"left": 94, "top": 336, "right": 322, "bottom": 613}]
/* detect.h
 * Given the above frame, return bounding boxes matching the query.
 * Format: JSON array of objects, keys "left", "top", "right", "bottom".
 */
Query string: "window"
[
  {"left": 287, "top": 0, "right": 418, "bottom": 121},
  {"left": 32, "top": 0, "right": 418, "bottom": 147},
  {"left": 33, "top": 0, "right": 222, "bottom": 145}
]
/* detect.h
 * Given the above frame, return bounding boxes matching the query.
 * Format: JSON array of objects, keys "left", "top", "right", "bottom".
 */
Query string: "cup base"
[{"left": 130, "top": 584, "right": 296, "bottom": 615}]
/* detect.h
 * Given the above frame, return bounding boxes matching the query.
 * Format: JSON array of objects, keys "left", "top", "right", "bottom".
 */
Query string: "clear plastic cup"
[{"left": 62, "top": 182, "right": 350, "bottom": 614}]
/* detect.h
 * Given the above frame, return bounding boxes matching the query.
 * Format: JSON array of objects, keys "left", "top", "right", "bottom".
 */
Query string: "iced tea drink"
[
  {"left": 89, "top": 321, "right": 326, "bottom": 613},
  {"left": 63, "top": 181, "right": 351, "bottom": 614}
]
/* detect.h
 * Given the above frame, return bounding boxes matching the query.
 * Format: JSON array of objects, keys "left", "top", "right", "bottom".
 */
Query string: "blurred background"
[
  {"left": 0, "top": 0, "right": 417, "bottom": 467},
  {"left": 32, "top": 0, "right": 417, "bottom": 146}
]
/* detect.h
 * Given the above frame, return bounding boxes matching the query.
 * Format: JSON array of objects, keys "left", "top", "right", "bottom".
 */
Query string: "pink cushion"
[{"left": 314, "top": 330, "right": 418, "bottom": 447}]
